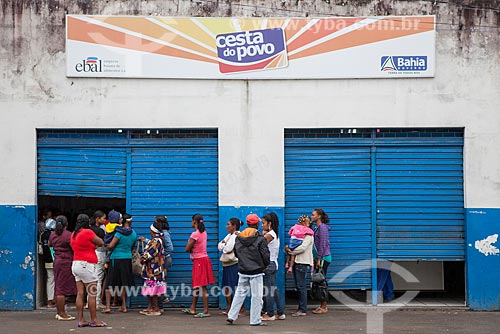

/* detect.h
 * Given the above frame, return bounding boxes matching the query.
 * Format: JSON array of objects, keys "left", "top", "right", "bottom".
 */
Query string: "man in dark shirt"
[{"left": 227, "top": 214, "right": 270, "bottom": 327}]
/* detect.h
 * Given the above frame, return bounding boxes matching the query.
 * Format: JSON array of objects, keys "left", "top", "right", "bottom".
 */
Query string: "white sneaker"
[{"left": 278, "top": 314, "right": 286, "bottom": 320}]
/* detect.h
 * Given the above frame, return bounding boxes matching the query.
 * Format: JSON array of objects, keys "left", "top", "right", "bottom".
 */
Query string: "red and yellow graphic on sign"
[{"left": 66, "top": 16, "right": 435, "bottom": 79}]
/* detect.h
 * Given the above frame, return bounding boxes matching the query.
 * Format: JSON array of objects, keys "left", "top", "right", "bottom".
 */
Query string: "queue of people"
[{"left": 38, "top": 207, "right": 332, "bottom": 327}]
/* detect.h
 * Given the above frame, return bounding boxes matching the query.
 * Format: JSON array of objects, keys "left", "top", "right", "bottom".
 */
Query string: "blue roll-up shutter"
[
  {"left": 128, "top": 139, "right": 219, "bottom": 307},
  {"left": 285, "top": 140, "right": 372, "bottom": 289},
  {"left": 376, "top": 145, "right": 465, "bottom": 260},
  {"left": 37, "top": 148, "right": 127, "bottom": 198}
]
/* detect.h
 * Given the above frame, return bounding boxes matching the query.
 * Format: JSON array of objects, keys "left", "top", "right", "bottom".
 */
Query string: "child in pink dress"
[{"left": 286, "top": 215, "right": 314, "bottom": 274}]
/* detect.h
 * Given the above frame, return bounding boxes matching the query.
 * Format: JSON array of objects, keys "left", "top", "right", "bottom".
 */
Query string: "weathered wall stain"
[{"left": 0, "top": 0, "right": 499, "bottom": 101}]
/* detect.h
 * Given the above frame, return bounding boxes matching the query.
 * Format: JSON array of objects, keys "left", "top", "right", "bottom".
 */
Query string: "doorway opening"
[{"left": 36, "top": 195, "right": 125, "bottom": 308}]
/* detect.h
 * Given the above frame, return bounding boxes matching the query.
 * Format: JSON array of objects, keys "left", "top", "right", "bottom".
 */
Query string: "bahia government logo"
[
  {"left": 75, "top": 57, "right": 102, "bottom": 73},
  {"left": 216, "top": 28, "right": 288, "bottom": 74},
  {"left": 381, "top": 56, "right": 427, "bottom": 72}
]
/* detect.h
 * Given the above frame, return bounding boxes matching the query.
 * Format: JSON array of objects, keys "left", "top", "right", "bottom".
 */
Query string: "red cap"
[{"left": 246, "top": 214, "right": 261, "bottom": 225}]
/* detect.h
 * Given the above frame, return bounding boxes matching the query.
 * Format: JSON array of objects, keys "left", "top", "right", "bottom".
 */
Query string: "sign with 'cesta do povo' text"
[
  {"left": 66, "top": 16, "right": 435, "bottom": 79},
  {"left": 215, "top": 28, "right": 287, "bottom": 74}
]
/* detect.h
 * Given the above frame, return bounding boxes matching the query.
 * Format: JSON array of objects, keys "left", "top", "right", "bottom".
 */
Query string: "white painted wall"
[{"left": 1, "top": 1, "right": 499, "bottom": 208}]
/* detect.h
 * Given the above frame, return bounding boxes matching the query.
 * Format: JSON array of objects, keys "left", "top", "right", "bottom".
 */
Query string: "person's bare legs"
[
  {"left": 153, "top": 296, "right": 159, "bottom": 312},
  {"left": 103, "top": 288, "right": 112, "bottom": 313},
  {"left": 201, "top": 286, "right": 210, "bottom": 315},
  {"left": 86, "top": 281, "right": 105, "bottom": 325},
  {"left": 189, "top": 287, "right": 199, "bottom": 314},
  {"left": 223, "top": 287, "right": 232, "bottom": 312},
  {"left": 287, "top": 255, "right": 296, "bottom": 274},
  {"left": 120, "top": 289, "right": 127, "bottom": 312},
  {"left": 75, "top": 281, "right": 87, "bottom": 324},
  {"left": 56, "top": 295, "right": 71, "bottom": 318}
]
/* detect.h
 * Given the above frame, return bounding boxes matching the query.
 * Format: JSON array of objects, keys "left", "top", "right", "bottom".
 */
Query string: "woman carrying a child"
[
  {"left": 139, "top": 219, "right": 166, "bottom": 316},
  {"left": 284, "top": 215, "right": 314, "bottom": 317},
  {"left": 104, "top": 211, "right": 137, "bottom": 314}
]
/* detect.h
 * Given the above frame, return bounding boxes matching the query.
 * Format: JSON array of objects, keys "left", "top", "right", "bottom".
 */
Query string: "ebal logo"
[
  {"left": 75, "top": 57, "right": 102, "bottom": 73},
  {"left": 216, "top": 28, "right": 288, "bottom": 74},
  {"left": 381, "top": 56, "right": 427, "bottom": 72}
]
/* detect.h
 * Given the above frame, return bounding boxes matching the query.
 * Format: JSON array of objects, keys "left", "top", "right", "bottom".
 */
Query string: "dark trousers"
[
  {"left": 319, "top": 260, "right": 330, "bottom": 302},
  {"left": 377, "top": 268, "right": 395, "bottom": 300},
  {"left": 293, "top": 263, "right": 310, "bottom": 313},
  {"left": 263, "top": 262, "right": 284, "bottom": 316}
]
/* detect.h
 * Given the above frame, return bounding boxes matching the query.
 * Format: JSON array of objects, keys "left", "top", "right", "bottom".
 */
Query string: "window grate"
[
  {"left": 129, "top": 129, "right": 218, "bottom": 139},
  {"left": 285, "top": 128, "right": 464, "bottom": 139},
  {"left": 285, "top": 128, "right": 372, "bottom": 139},
  {"left": 37, "top": 129, "right": 218, "bottom": 139},
  {"left": 375, "top": 128, "right": 464, "bottom": 138}
]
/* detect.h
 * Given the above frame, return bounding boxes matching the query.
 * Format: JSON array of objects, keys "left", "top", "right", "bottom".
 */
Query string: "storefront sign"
[{"left": 66, "top": 15, "right": 435, "bottom": 79}]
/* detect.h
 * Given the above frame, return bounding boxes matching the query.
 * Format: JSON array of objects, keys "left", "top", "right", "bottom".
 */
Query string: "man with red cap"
[{"left": 226, "top": 213, "right": 270, "bottom": 327}]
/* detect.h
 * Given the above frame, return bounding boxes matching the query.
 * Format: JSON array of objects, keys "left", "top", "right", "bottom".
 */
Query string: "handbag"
[
  {"left": 311, "top": 270, "right": 326, "bottom": 283},
  {"left": 220, "top": 251, "right": 236, "bottom": 263},
  {"left": 311, "top": 260, "right": 326, "bottom": 283},
  {"left": 132, "top": 241, "right": 145, "bottom": 275}
]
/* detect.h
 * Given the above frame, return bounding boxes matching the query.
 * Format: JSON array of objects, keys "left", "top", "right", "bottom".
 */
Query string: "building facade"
[{"left": 1, "top": 0, "right": 499, "bottom": 310}]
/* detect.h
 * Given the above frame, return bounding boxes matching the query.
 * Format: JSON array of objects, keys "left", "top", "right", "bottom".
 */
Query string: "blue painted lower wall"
[
  {"left": 2, "top": 204, "right": 498, "bottom": 311},
  {"left": 0, "top": 205, "right": 37, "bottom": 310},
  {"left": 466, "top": 208, "right": 500, "bottom": 311},
  {"left": 218, "top": 206, "right": 285, "bottom": 310}
]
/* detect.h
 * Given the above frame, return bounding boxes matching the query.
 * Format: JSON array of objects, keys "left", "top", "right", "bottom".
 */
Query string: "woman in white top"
[
  {"left": 218, "top": 218, "right": 242, "bottom": 315},
  {"left": 261, "top": 212, "right": 285, "bottom": 321}
]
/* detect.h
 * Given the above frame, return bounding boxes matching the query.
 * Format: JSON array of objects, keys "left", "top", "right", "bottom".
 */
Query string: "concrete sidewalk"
[{"left": 1, "top": 307, "right": 499, "bottom": 334}]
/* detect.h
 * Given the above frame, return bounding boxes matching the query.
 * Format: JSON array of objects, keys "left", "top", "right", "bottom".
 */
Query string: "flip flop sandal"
[
  {"left": 193, "top": 312, "right": 211, "bottom": 318},
  {"left": 291, "top": 311, "right": 307, "bottom": 317},
  {"left": 89, "top": 321, "right": 107, "bottom": 327},
  {"left": 218, "top": 311, "right": 229, "bottom": 315},
  {"left": 55, "top": 314, "right": 74, "bottom": 321},
  {"left": 312, "top": 307, "right": 328, "bottom": 314},
  {"left": 77, "top": 322, "right": 89, "bottom": 328},
  {"left": 139, "top": 310, "right": 151, "bottom": 315},
  {"left": 145, "top": 311, "right": 161, "bottom": 316},
  {"left": 118, "top": 309, "right": 128, "bottom": 313},
  {"left": 181, "top": 308, "right": 196, "bottom": 315},
  {"left": 101, "top": 309, "right": 112, "bottom": 314}
]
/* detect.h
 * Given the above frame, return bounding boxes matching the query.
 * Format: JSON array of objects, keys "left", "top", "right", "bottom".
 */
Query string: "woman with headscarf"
[{"left": 139, "top": 219, "right": 166, "bottom": 316}]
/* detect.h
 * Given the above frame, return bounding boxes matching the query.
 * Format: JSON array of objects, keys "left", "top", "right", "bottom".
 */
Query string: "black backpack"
[{"left": 39, "top": 230, "right": 53, "bottom": 263}]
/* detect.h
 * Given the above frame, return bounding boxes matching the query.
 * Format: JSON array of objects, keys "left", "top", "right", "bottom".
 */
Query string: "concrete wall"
[{"left": 1, "top": 0, "right": 500, "bottom": 310}]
